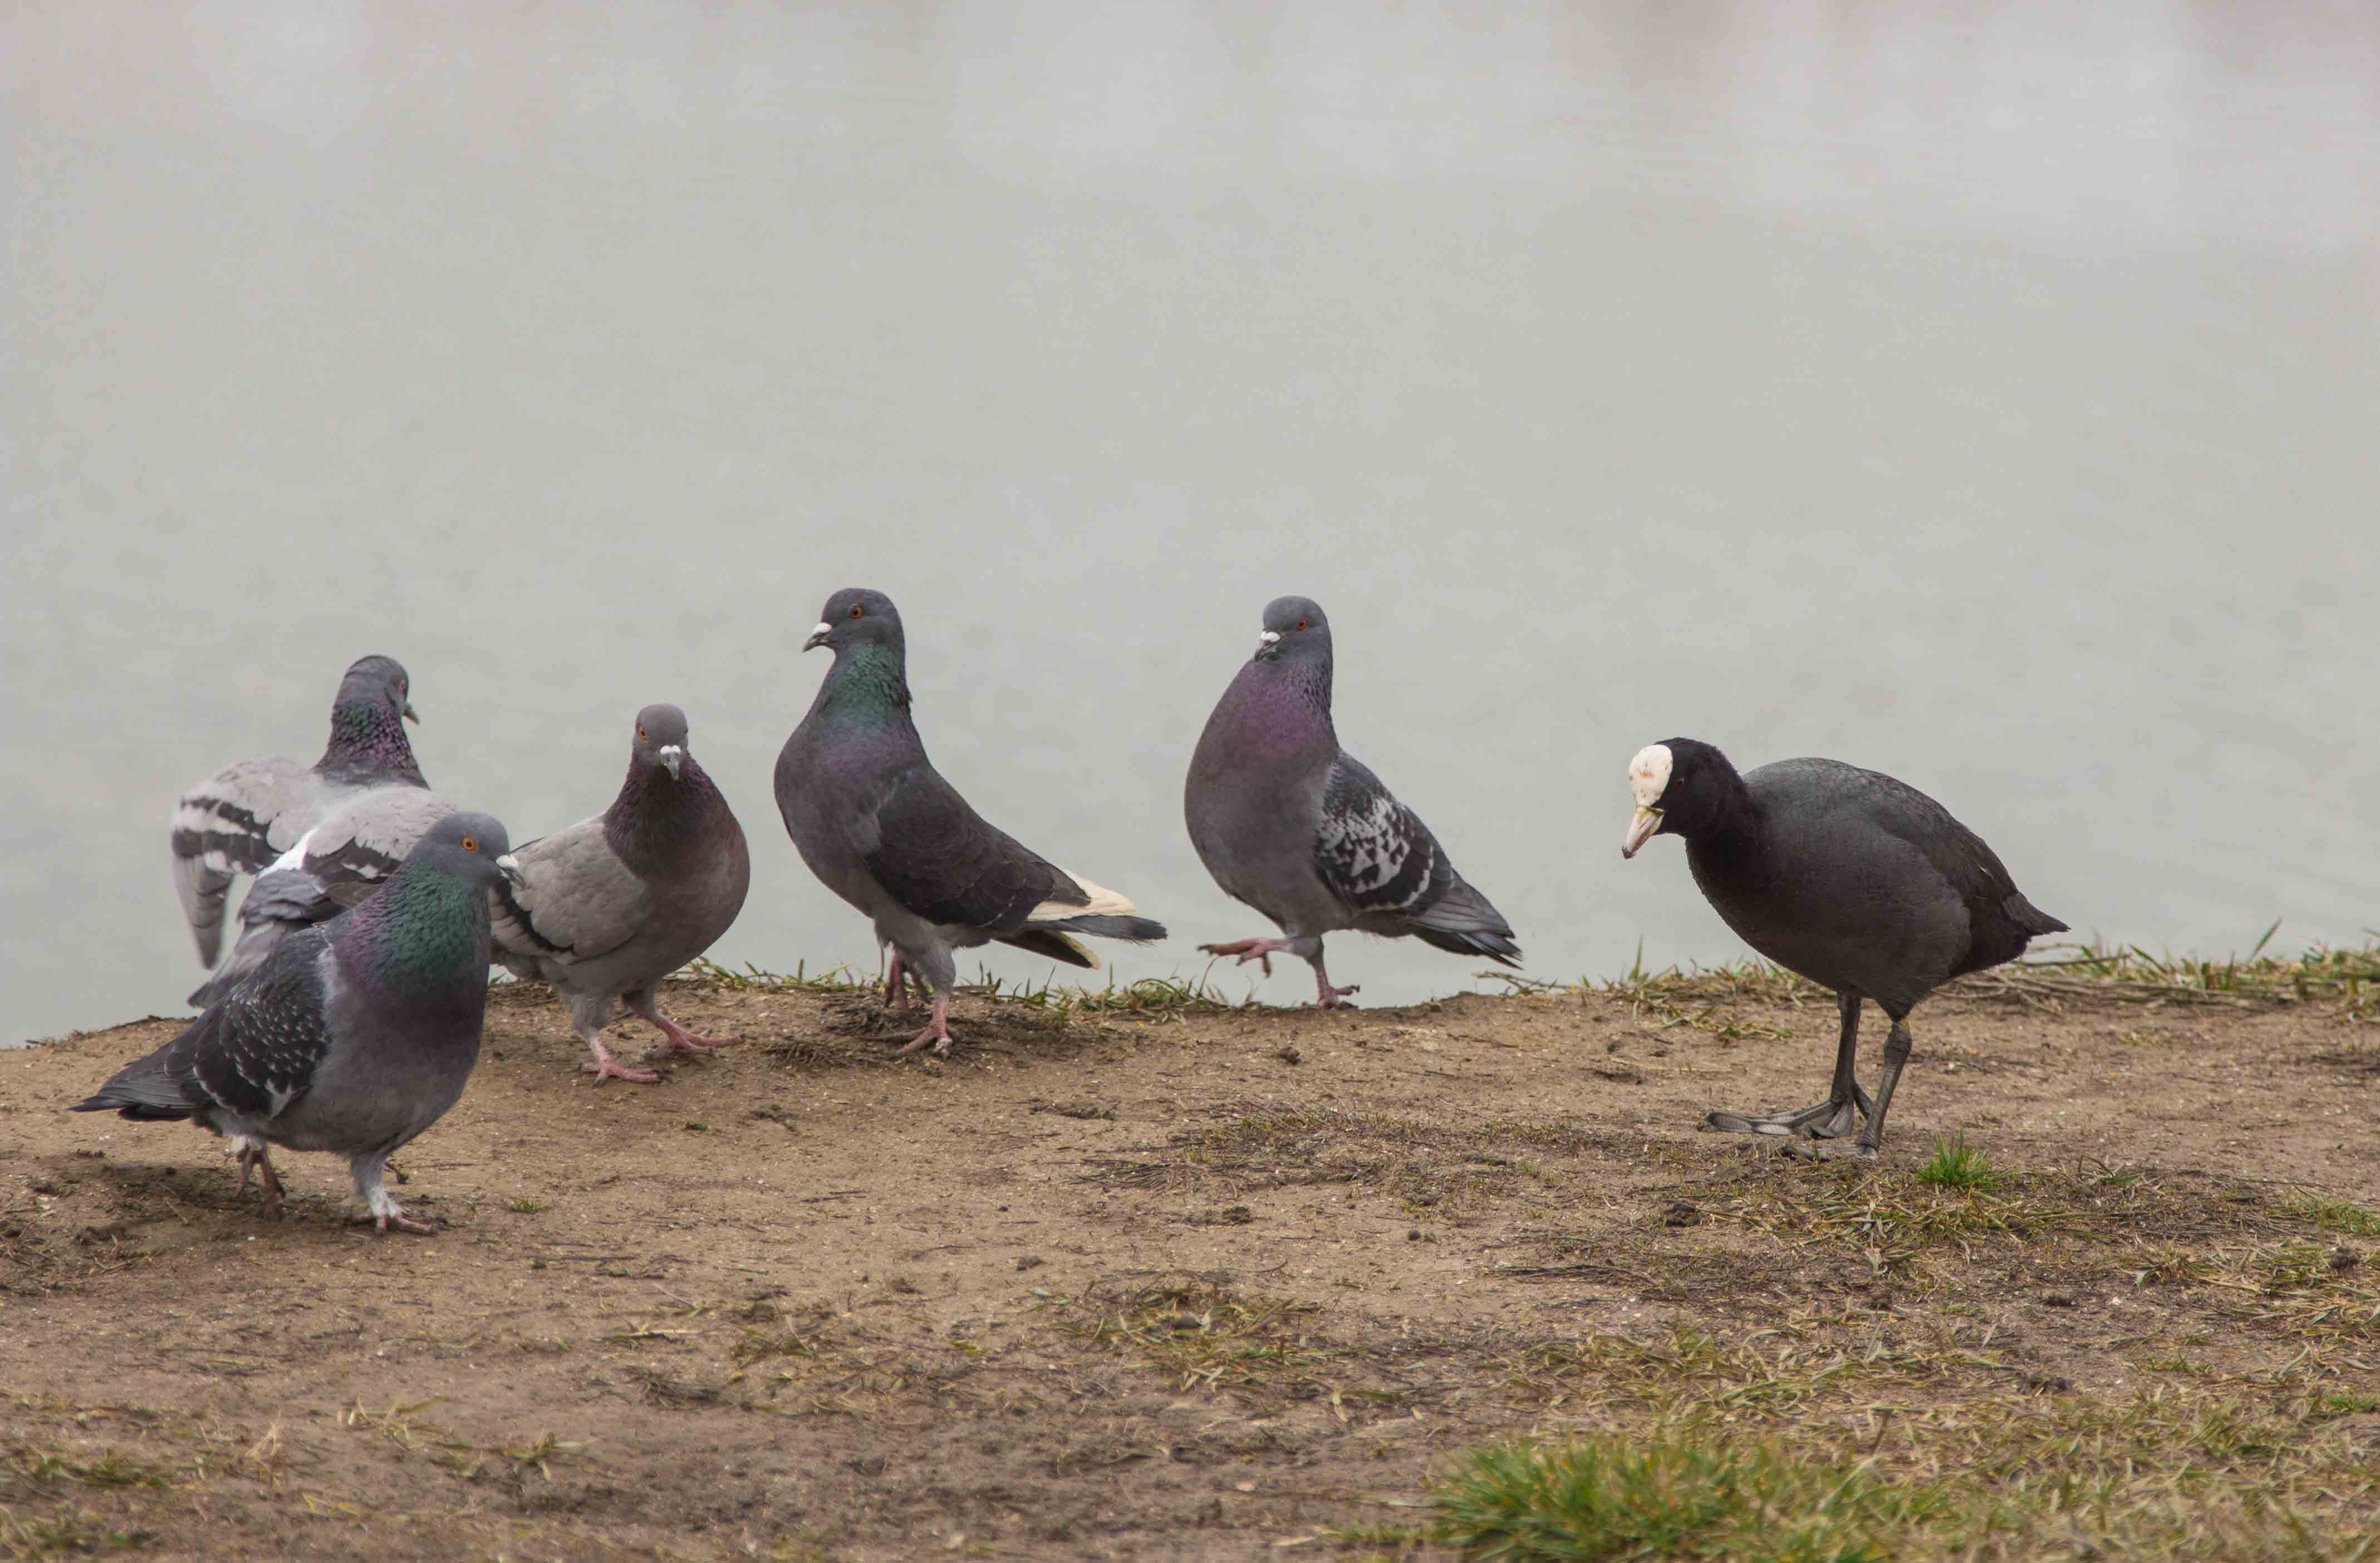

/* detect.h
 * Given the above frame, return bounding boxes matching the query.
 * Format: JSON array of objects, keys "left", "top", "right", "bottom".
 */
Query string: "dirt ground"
[{"left": 3, "top": 966, "right": 2375, "bottom": 1561}]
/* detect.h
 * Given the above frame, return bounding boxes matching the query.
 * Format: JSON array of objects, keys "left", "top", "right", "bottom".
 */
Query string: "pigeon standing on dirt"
[
  {"left": 1185, "top": 595, "right": 1520, "bottom": 1007},
  {"left": 1620, "top": 738, "right": 2068, "bottom": 1157},
  {"left": 170, "top": 655, "right": 426, "bottom": 969},
  {"left": 77, "top": 812, "right": 517, "bottom": 1234},
  {"left": 490, "top": 704, "right": 752, "bottom": 1085},
  {"left": 188, "top": 783, "right": 461, "bottom": 1007},
  {"left": 774, "top": 588, "right": 1167, "bottom": 1057}
]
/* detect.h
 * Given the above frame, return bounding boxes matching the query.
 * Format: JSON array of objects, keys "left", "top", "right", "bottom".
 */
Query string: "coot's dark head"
[
  {"left": 1254, "top": 595, "right": 1331, "bottom": 665},
  {"left": 1621, "top": 737, "right": 1736, "bottom": 858},
  {"left": 803, "top": 588, "right": 905, "bottom": 656}
]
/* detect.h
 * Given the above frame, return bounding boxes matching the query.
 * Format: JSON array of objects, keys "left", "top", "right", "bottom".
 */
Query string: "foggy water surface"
[{"left": 6, "top": 1, "right": 2377, "bottom": 1045}]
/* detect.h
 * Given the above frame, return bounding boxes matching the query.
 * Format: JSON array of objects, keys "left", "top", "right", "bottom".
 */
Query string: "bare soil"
[{"left": 3, "top": 972, "right": 2375, "bottom": 1560}]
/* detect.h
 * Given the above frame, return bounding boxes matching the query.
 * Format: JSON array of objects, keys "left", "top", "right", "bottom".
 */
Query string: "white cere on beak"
[
  {"left": 496, "top": 854, "right": 519, "bottom": 872},
  {"left": 811, "top": 622, "right": 832, "bottom": 639},
  {"left": 1259, "top": 630, "right": 1281, "bottom": 644},
  {"left": 1628, "top": 743, "right": 1674, "bottom": 809}
]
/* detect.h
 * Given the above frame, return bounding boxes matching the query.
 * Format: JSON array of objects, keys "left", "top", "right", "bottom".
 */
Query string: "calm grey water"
[{"left": 6, "top": 2, "right": 2377, "bottom": 1046}]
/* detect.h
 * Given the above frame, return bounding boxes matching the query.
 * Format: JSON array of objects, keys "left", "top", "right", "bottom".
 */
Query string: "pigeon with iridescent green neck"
[
  {"left": 170, "top": 654, "right": 428, "bottom": 971},
  {"left": 774, "top": 589, "right": 1166, "bottom": 1057},
  {"left": 80, "top": 811, "right": 516, "bottom": 1234}
]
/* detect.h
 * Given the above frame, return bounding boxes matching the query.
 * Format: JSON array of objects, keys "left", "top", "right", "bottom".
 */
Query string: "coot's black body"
[{"left": 1622, "top": 738, "right": 2067, "bottom": 1156}]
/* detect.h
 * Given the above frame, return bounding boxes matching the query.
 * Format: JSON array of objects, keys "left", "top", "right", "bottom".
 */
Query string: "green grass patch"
[
  {"left": 1914, "top": 1131, "right": 2001, "bottom": 1191},
  {"left": 1433, "top": 1434, "right": 1946, "bottom": 1562}
]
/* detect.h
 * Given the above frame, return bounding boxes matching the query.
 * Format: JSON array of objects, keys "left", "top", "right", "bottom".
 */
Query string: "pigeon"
[
  {"left": 490, "top": 704, "right": 752, "bottom": 1085},
  {"left": 77, "top": 811, "right": 517, "bottom": 1234},
  {"left": 188, "top": 783, "right": 460, "bottom": 1007},
  {"left": 1621, "top": 738, "right": 2068, "bottom": 1158},
  {"left": 1185, "top": 595, "right": 1520, "bottom": 1007},
  {"left": 774, "top": 587, "right": 1166, "bottom": 1056},
  {"left": 170, "top": 654, "right": 428, "bottom": 969}
]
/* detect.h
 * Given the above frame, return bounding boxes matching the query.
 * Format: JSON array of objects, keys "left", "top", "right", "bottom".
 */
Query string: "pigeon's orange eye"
[
  {"left": 1295, "top": 617, "right": 1309, "bottom": 631},
  {"left": 637, "top": 726, "right": 648, "bottom": 740},
  {"left": 848, "top": 604, "right": 864, "bottom": 619},
  {"left": 461, "top": 835, "right": 479, "bottom": 853}
]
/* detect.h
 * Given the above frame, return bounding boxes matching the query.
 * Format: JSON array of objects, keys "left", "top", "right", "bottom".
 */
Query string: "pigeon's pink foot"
[
  {"left": 890, "top": 993, "right": 953, "bottom": 1057},
  {"left": 582, "top": 1038, "right": 661, "bottom": 1085},
  {"left": 1314, "top": 981, "right": 1361, "bottom": 1010},
  {"left": 1199, "top": 937, "right": 1292, "bottom": 978},
  {"left": 376, "top": 1210, "right": 441, "bottom": 1236},
  {"left": 650, "top": 1014, "right": 741, "bottom": 1056}
]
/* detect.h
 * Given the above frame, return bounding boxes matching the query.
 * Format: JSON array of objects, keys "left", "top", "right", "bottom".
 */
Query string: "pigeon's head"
[
  {"left": 631, "top": 703, "right": 693, "bottom": 781},
  {"left": 1254, "top": 595, "right": 1331, "bottom": 665},
  {"left": 338, "top": 654, "right": 419, "bottom": 724},
  {"left": 804, "top": 588, "right": 904, "bottom": 656},
  {"left": 413, "top": 811, "right": 521, "bottom": 889},
  {"left": 1620, "top": 738, "right": 1731, "bottom": 858}
]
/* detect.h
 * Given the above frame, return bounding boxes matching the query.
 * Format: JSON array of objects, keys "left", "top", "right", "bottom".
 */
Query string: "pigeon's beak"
[
  {"left": 1254, "top": 629, "right": 1282, "bottom": 661},
  {"left": 496, "top": 853, "right": 526, "bottom": 889},
  {"left": 803, "top": 622, "right": 832, "bottom": 653},
  {"left": 658, "top": 744, "right": 684, "bottom": 780},
  {"left": 1621, "top": 806, "right": 1662, "bottom": 860},
  {"left": 403, "top": 702, "right": 420, "bottom": 724}
]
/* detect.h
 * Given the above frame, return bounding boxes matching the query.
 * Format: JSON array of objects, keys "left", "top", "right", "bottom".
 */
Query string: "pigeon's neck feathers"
[
  {"left": 606, "top": 755, "right": 734, "bottom": 874},
  {"left": 333, "top": 855, "right": 490, "bottom": 1008},
  {"left": 1210, "top": 653, "right": 1336, "bottom": 765},
  {"left": 317, "top": 696, "right": 426, "bottom": 787},
  {"left": 811, "top": 642, "right": 915, "bottom": 731}
]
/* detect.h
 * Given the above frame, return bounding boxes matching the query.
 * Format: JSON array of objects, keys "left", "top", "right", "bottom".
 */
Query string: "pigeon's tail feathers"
[
  {"left": 1042, "top": 913, "right": 1167, "bottom": 944},
  {"left": 998, "top": 928, "right": 1098, "bottom": 968},
  {"left": 1409, "top": 922, "right": 1524, "bottom": 968},
  {"left": 72, "top": 1043, "right": 198, "bottom": 1120},
  {"left": 1030, "top": 871, "right": 1140, "bottom": 924},
  {"left": 1404, "top": 876, "right": 1522, "bottom": 968},
  {"left": 2005, "top": 892, "right": 2068, "bottom": 938}
]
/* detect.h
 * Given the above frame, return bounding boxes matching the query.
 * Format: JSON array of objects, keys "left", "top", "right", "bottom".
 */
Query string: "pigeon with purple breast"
[
  {"left": 1185, "top": 595, "right": 1520, "bottom": 1007},
  {"left": 78, "top": 811, "right": 517, "bottom": 1234},
  {"left": 169, "top": 654, "right": 427, "bottom": 971},
  {"left": 774, "top": 588, "right": 1166, "bottom": 1057},
  {"left": 490, "top": 704, "right": 752, "bottom": 1085}
]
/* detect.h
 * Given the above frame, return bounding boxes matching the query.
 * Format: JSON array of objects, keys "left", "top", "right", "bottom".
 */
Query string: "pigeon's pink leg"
[
  {"left": 891, "top": 991, "right": 953, "bottom": 1057},
  {"left": 881, "top": 952, "right": 916, "bottom": 1011},
  {"left": 235, "top": 1141, "right": 286, "bottom": 1217},
  {"left": 1309, "top": 953, "right": 1361, "bottom": 1010},
  {"left": 630, "top": 988, "right": 742, "bottom": 1055},
  {"left": 579, "top": 1023, "right": 660, "bottom": 1085},
  {"left": 1198, "top": 937, "right": 1294, "bottom": 977}
]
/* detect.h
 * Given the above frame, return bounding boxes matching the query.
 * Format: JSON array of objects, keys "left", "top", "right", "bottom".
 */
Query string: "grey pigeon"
[
  {"left": 170, "top": 654, "right": 426, "bottom": 969},
  {"left": 774, "top": 588, "right": 1166, "bottom": 1056},
  {"left": 1185, "top": 595, "right": 1520, "bottom": 1007},
  {"left": 77, "top": 811, "right": 517, "bottom": 1234},
  {"left": 188, "top": 783, "right": 460, "bottom": 1007},
  {"left": 1621, "top": 738, "right": 2068, "bottom": 1157},
  {"left": 491, "top": 704, "right": 752, "bottom": 1085}
]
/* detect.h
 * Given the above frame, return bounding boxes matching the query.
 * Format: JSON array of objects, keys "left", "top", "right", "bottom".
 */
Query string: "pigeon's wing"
[
  {"left": 281, "top": 787, "right": 459, "bottom": 914},
  {"left": 856, "top": 762, "right": 1072, "bottom": 933},
  {"left": 1313, "top": 754, "right": 1454, "bottom": 918},
  {"left": 490, "top": 817, "right": 654, "bottom": 966},
  {"left": 169, "top": 755, "right": 321, "bottom": 965},
  {"left": 181, "top": 927, "right": 341, "bottom": 1121}
]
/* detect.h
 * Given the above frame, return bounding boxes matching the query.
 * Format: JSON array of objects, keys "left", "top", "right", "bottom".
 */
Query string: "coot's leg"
[
  {"left": 1843, "top": 1017, "right": 1915, "bottom": 1158},
  {"left": 1706, "top": 989, "right": 1875, "bottom": 1139}
]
